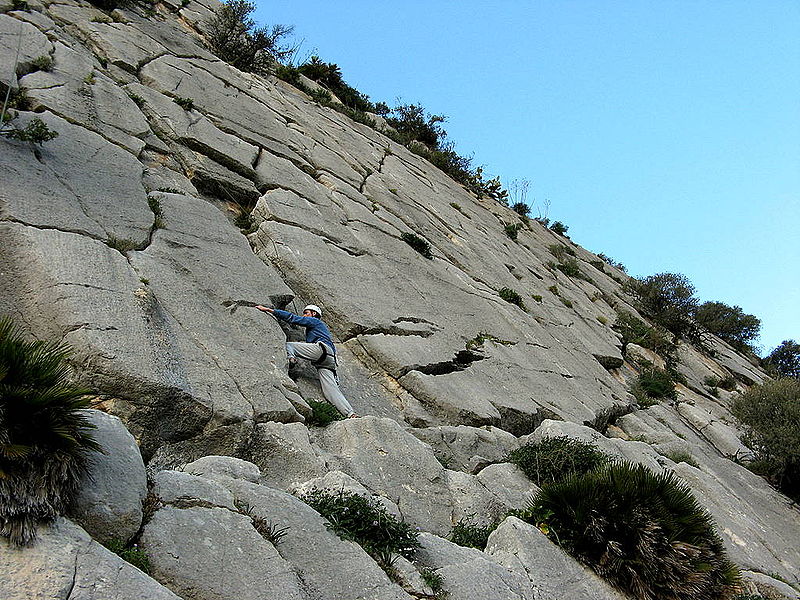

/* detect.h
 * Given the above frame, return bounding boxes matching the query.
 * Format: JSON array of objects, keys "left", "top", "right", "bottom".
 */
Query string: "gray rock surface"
[
  {"left": 0, "top": 13, "right": 52, "bottom": 90},
  {"left": 69, "top": 409, "right": 147, "bottom": 544},
  {"left": 141, "top": 506, "right": 305, "bottom": 600},
  {"left": 486, "top": 517, "right": 627, "bottom": 600},
  {"left": 415, "top": 532, "right": 534, "bottom": 600},
  {"left": 153, "top": 469, "right": 236, "bottom": 510},
  {"left": 0, "top": 518, "right": 179, "bottom": 600}
]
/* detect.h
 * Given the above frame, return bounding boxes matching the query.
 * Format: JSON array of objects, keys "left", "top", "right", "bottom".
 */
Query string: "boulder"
[
  {"left": 182, "top": 455, "right": 262, "bottom": 483},
  {"left": 314, "top": 416, "right": 452, "bottom": 534},
  {"left": 152, "top": 470, "right": 236, "bottom": 510},
  {"left": 486, "top": 517, "right": 627, "bottom": 600},
  {"left": 141, "top": 506, "right": 305, "bottom": 600},
  {"left": 410, "top": 425, "right": 520, "bottom": 471},
  {"left": 414, "top": 532, "right": 534, "bottom": 600},
  {"left": 0, "top": 518, "right": 179, "bottom": 600},
  {"left": 69, "top": 410, "right": 147, "bottom": 545}
]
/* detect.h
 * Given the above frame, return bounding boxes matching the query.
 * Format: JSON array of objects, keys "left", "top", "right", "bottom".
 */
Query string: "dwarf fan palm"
[
  {"left": 0, "top": 317, "right": 99, "bottom": 545},
  {"left": 522, "top": 462, "right": 739, "bottom": 600}
]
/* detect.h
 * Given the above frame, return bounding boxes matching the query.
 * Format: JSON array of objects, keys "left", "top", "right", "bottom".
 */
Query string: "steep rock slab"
[
  {"left": 0, "top": 13, "right": 52, "bottom": 90},
  {"left": 0, "top": 518, "right": 179, "bottom": 600},
  {"left": 21, "top": 41, "right": 149, "bottom": 154},
  {"left": 126, "top": 82, "right": 259, "bottom": 178},
  {"left": 218, "top": 477, "right": 414, "bottom": 600},
  {"left": 0, "top": 111, "right": 151, "bottom": 241},
  {"left": 142, "top": 506, "right": 304, "bottom": 600},
  {"left": 486, "top": 517, "right": 628, "bottom": 600},
  {"left": 69, "top": 409, "right": 147, "bottom": 545},
  {"left": 414, "top": 532, "right": 534, "bottom": 600},
  {"left": 128, "top": 193, "right": 300, "bottom": 424},
  {"left": 674, "top": 460, "right": 800, "bottom": 585},
  {"left": 410, "top": 425, "right": 521, "bottom": 472}
]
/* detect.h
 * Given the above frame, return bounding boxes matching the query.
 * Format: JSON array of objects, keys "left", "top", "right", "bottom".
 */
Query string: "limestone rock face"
[
  {"left": 486, "top": 517, "right": 628, "bottom": 600},
  {"left": 69, "top": 409, "right": 147, "bottom": 544},
  {"left": 2, "top": 0, "right": 800, "bottom": 596},
  {"left": 0, "top": 518, "right": 179, "bottom": 600}
]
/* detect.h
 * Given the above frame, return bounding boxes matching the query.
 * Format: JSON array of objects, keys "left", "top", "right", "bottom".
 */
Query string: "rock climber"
[{"left": 256, "top": 304, "right": 358, "bottom": 418}]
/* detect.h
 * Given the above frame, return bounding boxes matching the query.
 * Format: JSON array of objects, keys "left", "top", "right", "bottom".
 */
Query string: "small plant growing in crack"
[
  {"left": 103, "top": 539, "right": 150, "bottom": 573},
  {"left": 499, "top": 287, "right": 525, "bottom": 311},
  {"left": 306, "top": 399, "right": 343, "bottom": 427},
  {"left": 106, "top": 236, "right": 138, "bottom": 253},
  {"left": 173, "top": 96, "right": 194, "bottom": 111},
  {"left": 401, "top": 232, "right": 433, "bottom": 259},
  {"left": 148, "top": 196, "right": 165, "bottom": 229},
  {"left": 32, "top": 55, "right": 54, "bottom": 72},
  {"left": 420, "top": 567, "right": 448, "bottom": 598},
  {"left": 465, "top": 331, "right": 514, "bottom": 351},
  {"left": 237, "top": 502, "right": 289, "bottom": 545},
  {"left": 1, "top": 117, "right": 58, "bottom": 146}
]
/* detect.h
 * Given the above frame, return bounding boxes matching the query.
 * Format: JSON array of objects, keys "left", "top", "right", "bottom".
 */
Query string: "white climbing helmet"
[{"left": 303, "top": 304, "right": 322, "bottom": 317}]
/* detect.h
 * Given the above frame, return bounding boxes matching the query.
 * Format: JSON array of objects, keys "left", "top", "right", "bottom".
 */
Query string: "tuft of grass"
[
  {"left": 305, "top": 399, "right": 344, "bottom": 427},
  {"left": 631, "top": 366, "right": 678, "bottom": 407},
  {"left": 449, "top": 517, "right": 500, "bottom": 550},
  {"left": 103, "top": 539, "right": 150, "bottom": 573},
  {"left": 662, "top": 450, "right": 700, "bottom": 468},
  {"left": 173, "top": 96, "right": 194, "bottom": 111},
  {"left": 597, "top": 316, "right": 609, "bottom": 325},
  {"left": 508, "top": 436, "right": 609, "bottom": 487},
  {"left": 499, "top": 287, "right": 525, "bottom": 311},
  {"left": 503, "top": 222, "right": 520, "bottom": 240},
  {"left": 532, "top": 294, "right": 543, "bottom": 303},
  {"left": 237, "top": 502, "right": 289, "bottom": 545},
  {"left": 32, "top": 55, "right": 54, "bottom": 72},
  {"left": 420, "top": 567, "right": 448, "bottom": 598},
  {"left": 301, "top": 489, "right": 420, "bottom": 569},
  {"left": 106, "top": 236, "right": 138, "bottom": 253},
  {"left": 465, "top": 331, "right": 514, "bottom": 351},
  {"left": 401, "top": 232, "right": 433, "bottom": 259}
]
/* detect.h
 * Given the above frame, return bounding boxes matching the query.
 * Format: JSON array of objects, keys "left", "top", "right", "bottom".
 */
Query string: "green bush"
[
  {"left": 297, "top": 55, "right": 375, "bottom": 114},
  {"left": 32, "top": 55, "right": 54, "bottom": 72},
  {"left": 499, "top": 287, "right": 525, "bottom": 311},
  {"left": 306, "top": 399, "right": 343, "bottom": 427},
  {"left": 556, "top": 257, "right": 582, "bottom": 279},
  {"left": 173, "top": 96, "right": 194, "bottom": 110},
  {"left": 732, "top": 378, "right": 800, "bottom": 501},
  {"left": 632, "top": 366, "right": 678, "bottom": 407},
  {"left": 521, "top": 462, "right": 739, "bottom": 600},
  {"left": 597, "top": 253, "right": 627, "bottom": 272},
  {"left": 301, "top": 489, "right": 420, "bottom": 567},
  {"left": 0, "top": 317, "right": 100, "bottom": 546},
  {"left": 613, "top": 311, "right": 675, "bottom": 357},
  {"left": 103, "top": 539, "right": 150, "bottom": 573},
  {"left": 205, "top": 0, "right": 294, "bottom": 74},
  {"left": 624, "top": 273, "right": 699, "bottom": 339},
  {"left": 1, "top": 117, "right": 59, "bottom": 146},
  {"left": 401, "top": 232, "right": 433, "bottom": 259},
  {"left": 695, "top": 301, "right": 760, "bottom": 351},
  {"left": 763, "top": 340, "right": 800, "bottom": 378},
  {"left": 549, "top": 221, "right": 568, "bottom": 236},
  {"left": 449, "top": 517, "right": 500, "bottom": 550},
  {"left": 511, "top": 202, "right": 530, "bottom": 217},
  {"left": 503, "top": 222, "right": 519, "bottom": 240},
  {"left": 507, "top": 436, "right": 609, "bottom": 486}
]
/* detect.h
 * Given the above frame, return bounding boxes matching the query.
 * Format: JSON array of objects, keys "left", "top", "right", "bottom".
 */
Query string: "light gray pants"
[{"left": 286, "top": 342, "right": 355, "bottom": 417}]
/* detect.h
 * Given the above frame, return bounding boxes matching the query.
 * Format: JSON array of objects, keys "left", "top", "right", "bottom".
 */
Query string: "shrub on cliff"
[
  {"left": 624, "top": 272, "right": 699, "bottom": 339},
  {"left": 205, "top": 0, "right": 294, "bottom": 74},
  {"left": 0, "top": 317, "right": 99, "bottom": 546},
  {"left": 521, "top": 462, "right": 740, "bottom": 600},
  {"left": 763, "top": 340, "right": 800, "bottom": 379},
  {"left": 508, "top": 436, "right": 609, "bottom": 486},
  {"left": 732, "top": 378, "right": 800, "bottom": 501},
  {"left": 695, "top": 301, "right": 760, "bottom": 352},
  {"left": 302, "top": 489, "right": 420, "bottom": 568},
  {"left": 631, "top": 365, "right": 678, "bottom": 407}
]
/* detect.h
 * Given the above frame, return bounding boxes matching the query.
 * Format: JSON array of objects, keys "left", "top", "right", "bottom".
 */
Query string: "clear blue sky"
[{"left": 255, "top": 1, "right": 800, "bottom": 355}]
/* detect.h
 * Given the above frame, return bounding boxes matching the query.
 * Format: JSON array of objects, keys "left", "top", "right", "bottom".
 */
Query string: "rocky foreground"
[{"left": 1, "top": 1, "right": 798, "bottom": 599}]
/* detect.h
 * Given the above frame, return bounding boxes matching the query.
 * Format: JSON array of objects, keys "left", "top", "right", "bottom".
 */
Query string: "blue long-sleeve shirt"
[{"left": 272, "top": 309, "right": 336, "bottom": 352}]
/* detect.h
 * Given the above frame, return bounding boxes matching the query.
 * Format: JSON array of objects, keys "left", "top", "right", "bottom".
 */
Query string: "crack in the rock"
[
  {"left": 65, "top": 545, "right": 79, "bottom": 600},
  {"left": 1, "top": 217, "right": 105, "bottom": 241},
  {"left": 393, "top": 316, "right": 437, "bottom": 326},
  {"left": 399, "top": 349, "right": 486, "bottom": 377},
  {"left": 264, "top": 215, "right": 367, "bottom": 256},
  {"left": 341, "top": 324, "right": 434, "bottom": 343}
]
